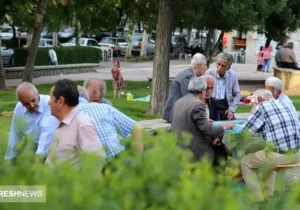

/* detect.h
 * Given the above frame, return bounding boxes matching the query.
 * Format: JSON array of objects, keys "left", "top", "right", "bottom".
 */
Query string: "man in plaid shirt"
[
  {"left": 241, "top": 89, "right": 300, "bottom": 203},
  {"left": 77, "top": 86, "right": 143, "bottom": 161}
]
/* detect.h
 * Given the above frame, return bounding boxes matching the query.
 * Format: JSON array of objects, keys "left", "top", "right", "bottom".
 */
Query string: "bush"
[
  {"left": 14, "top": 46, "right": 102, "bottom": 66},
  {"left": 0, "top": 128, "right": 299, "bottom": 209}
]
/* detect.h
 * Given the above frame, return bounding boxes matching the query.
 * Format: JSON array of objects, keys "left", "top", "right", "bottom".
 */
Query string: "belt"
[{"left": 276, "top": 148, "right": 299, "bottom": 154}]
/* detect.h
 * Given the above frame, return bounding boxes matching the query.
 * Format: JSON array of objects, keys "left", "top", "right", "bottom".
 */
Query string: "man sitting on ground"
[
  {"left": 83, "top": 78, "right": 112, "bottom": 105},
  {"left": 170, "top": 77, "right": 233, "bottom": 166},
  {"left": 77, "top": 86, "right": 143, "bottom": 161},
  {"left": 5, "top": 82, "right": 58, "bottom": 161},
  {"left": 241, "top": 89, "right": 300, "bottom": 204}
]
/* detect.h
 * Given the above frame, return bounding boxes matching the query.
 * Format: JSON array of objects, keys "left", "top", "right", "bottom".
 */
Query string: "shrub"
[
  {"left": 14, "top": 46, "right": 102, "bottom": 66},
  {"left": 0, "top": 127, "right": 299, "bottom": 209}
]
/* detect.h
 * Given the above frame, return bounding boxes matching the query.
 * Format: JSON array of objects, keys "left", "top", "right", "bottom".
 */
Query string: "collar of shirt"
[
  {"left": 79, "top": 97, "right": 89, "bottom": 104},
  {"left": 60, "top": 106, "right": 80, "bottom": 126},
  {"left": 216, "top": 72, "right": 226, "bottom": 79}
]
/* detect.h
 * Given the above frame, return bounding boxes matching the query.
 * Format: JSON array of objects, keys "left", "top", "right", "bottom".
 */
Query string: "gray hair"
[
  {"left": 191, "top": 53, "right": 206, "bottom": 68},
  {"left": 83, "top": 78, "right": 107, "bottom": 97},
  {"left": 265, "top": 77, "right": 283, "bottom": 94},
  {"left": 217, "top": 52, "right": 233, "bottom": 67},
  {"left": 201, "top": 74, "right": 215, "bottom": 84},
  {"left": 15, "top": 82, "right": 38, "bottom": 100},
  {"left": 253, "top": 89, "right": 273, "bottom": 102},
  {"left": 188, "top": 77, "right": 207, "bottom": 94},
  {"left": 77, "top": 86, "right": 89, "bottom": 101}
]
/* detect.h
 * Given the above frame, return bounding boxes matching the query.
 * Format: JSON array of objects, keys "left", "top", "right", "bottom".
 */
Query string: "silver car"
[{"left": 1, "top": 44, "right": 14, "bottom": 65}]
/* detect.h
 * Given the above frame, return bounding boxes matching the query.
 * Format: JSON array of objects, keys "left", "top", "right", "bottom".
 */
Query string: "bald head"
[
  {"left": 16, "top": 82, "right": 39, "bottom": 112},
  {"left": 83, "top": 78, "right": 107, "bottom": 102}
]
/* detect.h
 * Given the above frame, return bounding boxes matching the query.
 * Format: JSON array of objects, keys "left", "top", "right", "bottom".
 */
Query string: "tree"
[
  {"left": 147, "top": 0, "right": 173, "bottom": 115},
  {"left": 22, "top": 0, "right": 52, "bottom": 82},
  {"left": 263, "top": 0, "right": 300, "bottom": 43},
  {"left": 0, "top": 40, "right": 6, "bottom": 90}
]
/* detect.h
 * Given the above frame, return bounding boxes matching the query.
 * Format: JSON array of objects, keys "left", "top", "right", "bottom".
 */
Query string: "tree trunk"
[
  {"left": 0, "top": 39, "right": 6, "bottom": 90},
  {"left": 52, "top": 32, "right": 58, "bottom": 47},
  {"left": 75, "top": 21, "right": 81, "bottom": 46},
  {"left": 125, "top": 21, "right": 134, "bottom": 58},
  {"left": 22, "top": 0, "right": 50, "bottom": 82},
  {"left": 147, "top": 0, "right": 173, "bottom": 115},
  {"left": 207, "top": 30, "right": 224, "bottom": 67}
]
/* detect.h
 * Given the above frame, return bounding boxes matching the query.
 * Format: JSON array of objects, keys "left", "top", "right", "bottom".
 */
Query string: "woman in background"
[
  {"left": 262, "top": 40, "right": 272, "bottom": 72},
  {"left": 111, "top": 60, "right": 125, "bottom": 98},
  {"left": 257, "top": 46, "right": 264, "bottom": 71}
]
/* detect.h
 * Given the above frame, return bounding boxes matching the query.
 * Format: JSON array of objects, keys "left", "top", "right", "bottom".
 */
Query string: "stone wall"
[
  {"left": 4, "top": 64, "right": 100, "bottom": 79},
  {"left": 274, "top": 67, "right": 300, "bottom": 93}
]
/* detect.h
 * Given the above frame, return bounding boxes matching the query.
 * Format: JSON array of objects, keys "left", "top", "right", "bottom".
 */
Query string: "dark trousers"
[
  {"left": 212, "top": 144, "right": 229, "bottom": 170},
  {"left": 215, "top": 99, "right": 235, "bottom": 120},
  {"left": 281, "top": 62, "right": 300, "bottom": 70}
]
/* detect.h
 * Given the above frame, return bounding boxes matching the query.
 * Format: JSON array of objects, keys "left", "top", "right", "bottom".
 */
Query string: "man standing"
[
  {"left": 5, "top": 82, "right": 58, "bottom": 161},
  {"left": 206, "top": 52, "right": 241, "bottom": 120},
  {"left": 241, "top": 89, "right": 300, "bottom": 203},
  {"left": 265, "top": 76, "right": 299, "bottom": 125},
  {"left": 83, "top": 78, "right": 112, "bottom": 105},
  {"left": 170, "top": 77, "right": 233, "bottom": 165},
  {"left": 163, "top": 53, "right": 207, "bottom": 122},
  {"left": 46, "top": 79, "right": 106, "bottom": 170}
]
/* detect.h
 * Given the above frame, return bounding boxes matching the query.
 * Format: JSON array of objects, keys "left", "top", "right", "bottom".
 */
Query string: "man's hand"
[
  {"left": 212, "top": 138, "right": 222, "bottom": 146},
  {"left": 225, "top": 110, "right": 234, "bottom": 120},
  {"left": 208, "top": 119, "right": 214, "bottom": 125},
  {"left": 222, "top": 122, "right": 234, "bottom": 130}
]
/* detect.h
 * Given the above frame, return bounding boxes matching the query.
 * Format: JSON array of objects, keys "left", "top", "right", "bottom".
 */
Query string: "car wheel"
[{"left": 9, "top": 55, "right": 14, "bottom": 66}]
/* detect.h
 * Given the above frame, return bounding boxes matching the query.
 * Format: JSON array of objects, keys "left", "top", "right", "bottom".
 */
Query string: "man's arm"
[
  {"left": 228, "top": 74, "right": 241, "bottom": 112},
  {"left": 180, "top": 76, "right": 192, "bottom": 96},
  {"left": 243, "top": 105, "right": 265, "bottom": 133},
  {"left": 192, "top": 103, "right": 225, "bottom": 138},
  {"left": 112, "top": 107, "right": 143, "bottom": 156},
  {"left": 5, "top": 106, "right": 22, "bottom": 160},
  {"left": 35, "top": 114, "right": 59, "bottom": 158}
]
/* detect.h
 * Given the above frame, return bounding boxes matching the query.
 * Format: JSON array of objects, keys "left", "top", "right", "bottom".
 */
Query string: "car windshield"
[
  {"left": 133, "top": 35, "right": 142, "bottom": 41},
  {"left": 1, "top": 28, "right": 13, "bottom": 33}
]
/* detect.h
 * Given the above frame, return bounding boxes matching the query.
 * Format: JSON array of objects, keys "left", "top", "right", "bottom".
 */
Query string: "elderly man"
[
  {"left": 275, "top": 44, "right": 284, "bottom": 67},
  {"left": 265, "top": 76, "right": 299, "bottom": 125},
  {"left": 46, "top": 79, "right": 106, "bottom": 170},
  {"left": 77, "top": 86, "right": 143, "bottom": 161},
  {"left": 163, "top": 53, "right": 207, "bottom": 122},
  {"left": 206, "top": 52, "right": 241, "bottom": 120},
  {"left": 170, "top": 77, "right": 233, "bottom": 165},
  {"left": 241, "top": 89, "right": 300, "bottom": 203},
  {"left": 5, "top": 82, "right": 58, "bottom": 161},
  {"left": 83, "top": 78, "right": 112, "bottom": 105},
  {"left": 281, "top": 42, "right": 300, "bottom": 70}
]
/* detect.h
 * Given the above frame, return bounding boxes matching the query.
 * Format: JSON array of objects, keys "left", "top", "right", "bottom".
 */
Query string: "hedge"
[{"left": 14, "top": 46, "right": 102, "bottom": 67}]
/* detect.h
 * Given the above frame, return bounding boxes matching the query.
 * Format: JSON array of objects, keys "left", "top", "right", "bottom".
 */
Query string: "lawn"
[{"left": 1, "top": 80, "right": 300, "bottom": 158}]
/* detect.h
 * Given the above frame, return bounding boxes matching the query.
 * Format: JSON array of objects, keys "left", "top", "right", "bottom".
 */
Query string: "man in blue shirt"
[
  {"left": 77, "top": 86, "right": 143, "bottom": 161},
  {"left": 5, "top": 82, "right": 59, "bottom": 161}
]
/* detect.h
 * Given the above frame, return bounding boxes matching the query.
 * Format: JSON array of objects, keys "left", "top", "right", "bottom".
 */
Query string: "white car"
[
  {"left": 39, "top": 38, "right": 62, "bottom": 47},
  {"left": 1, "top": 44, "right": 14, "bottom": 65},
  {"left": 0, "top": 27, "right": 27, "bottom": 40}
]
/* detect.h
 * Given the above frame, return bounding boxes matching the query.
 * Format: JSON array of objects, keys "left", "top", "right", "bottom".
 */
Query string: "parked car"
[
  {"left": 99, "top": 37, "right": 127, "bottom": 56},
  {"left": 1, "top": 44, "right": 14, "bottom": 65},
  {"left": 132, "top": 34, "right": 155, "bottom": 55},
  {"left": 0, "top": 27, "right": 27, "bottom": 40},
  {"left": 58, "top": 27, "right": 74, "bottom": 39},
  {"left": 39, "top": 38, "right": 62, "bottom": 47}
]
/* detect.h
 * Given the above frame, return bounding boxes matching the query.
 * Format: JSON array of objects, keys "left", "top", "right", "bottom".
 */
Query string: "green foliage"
[
  {"left": 263, "top": 0, "right": 300, "bottom": 42},
  {"left": 13, "top": 46, "right": 102, "bottom": 66},
  {"left": 0, "top": 130, "right": 299, "bottom": 209}
]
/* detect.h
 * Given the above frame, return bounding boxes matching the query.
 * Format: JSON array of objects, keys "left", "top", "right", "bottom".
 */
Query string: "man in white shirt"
[{"left": 265, "top": 77, "right": 299, "bottom": 125}]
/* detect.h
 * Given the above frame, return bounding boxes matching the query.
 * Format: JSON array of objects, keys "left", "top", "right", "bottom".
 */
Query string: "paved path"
[{"left": 5, "top": 60, "right": 272, "bottom": 87}]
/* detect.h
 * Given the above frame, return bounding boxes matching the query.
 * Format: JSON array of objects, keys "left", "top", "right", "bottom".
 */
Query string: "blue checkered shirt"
[
  {"left": 243, "top": 98, "right": 300, "bottom": 151},
  {"left": 79, "top": 97, "right": 136, "bottom": 160}
]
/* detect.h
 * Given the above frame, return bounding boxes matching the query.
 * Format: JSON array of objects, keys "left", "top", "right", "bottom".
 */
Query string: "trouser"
[
  {"left": 263, "top": 59, "right": 271, "bottom": 72},
  {"left": 281, "top": 62, "right": 300, "bottom": 70},
  {"left": 212, "top": 143, "right": 229, "bottom": 169},
  {"left": 240, "top": 149, "right": 300, "bottom": 201},
  {"left": 215, "top": 99, "right": 235, "bottom": 120}
]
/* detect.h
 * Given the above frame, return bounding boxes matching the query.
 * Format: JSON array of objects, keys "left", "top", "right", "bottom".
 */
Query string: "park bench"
[{"left": 273, "top": 66, "right": 300, "bottom": 93}]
